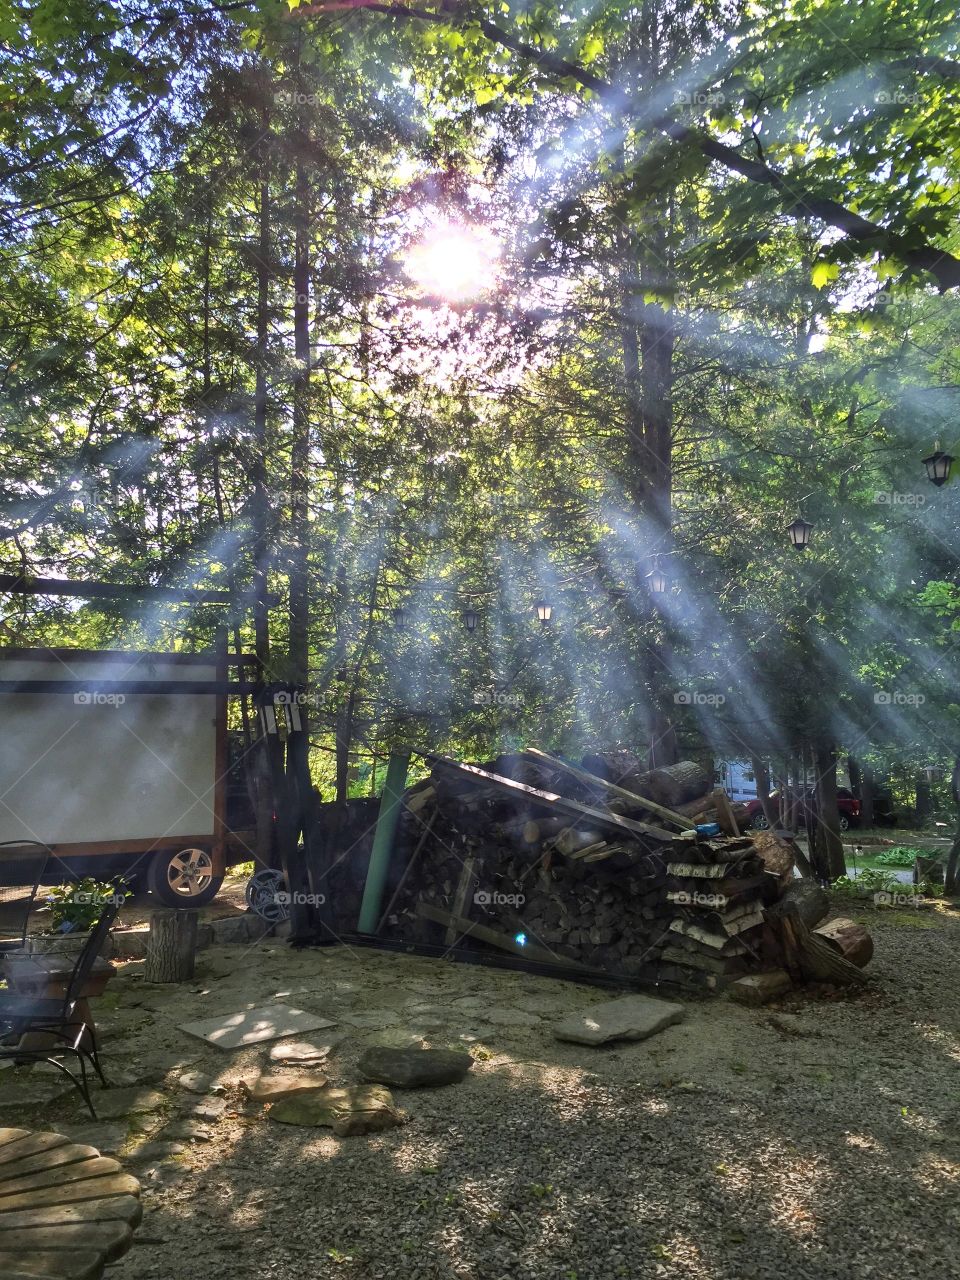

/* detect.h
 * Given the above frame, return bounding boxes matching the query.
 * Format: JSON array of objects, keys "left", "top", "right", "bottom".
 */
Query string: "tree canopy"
[{"left": 2, "top": 0, "right": 960, "bottom": 832}]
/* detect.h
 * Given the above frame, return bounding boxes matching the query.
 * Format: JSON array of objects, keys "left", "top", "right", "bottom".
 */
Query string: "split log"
[
  {"left": 144, "top": 910, "right": 197, "bottom": 983},
  {"left": 812, "top": 917, "right": 873, "bottom": 968},
  {"left": 405, "top": 784, "right": 436, "bottom": 815},
  {"left": 520, "top": 817, "right": 570, "bottom": 844},
  {"left": 726, "top": 969, "right": 792, "bottom": 1006},
  {"left": 750, "top": 830, "right": 796, "bottom": 883}
]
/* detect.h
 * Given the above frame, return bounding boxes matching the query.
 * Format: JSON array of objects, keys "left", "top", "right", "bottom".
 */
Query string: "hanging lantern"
[
  {"left": 924, "top": 764, "right": 942, "bottom": 783},
  {"left": 391, "top": 605, "right": 407, "bottom": 629},
  {"left": 646, "top": 568, "right": 667, "bottom": 594},
  {"left": 787, "top": 517, "right": 814, "bottom": 550},
  {"left": 463, "top": 608, "right": 478, "bottom": 632},
  {"left": 534, "top": 600, "right": 553, "bottom": 625},
  {"left": 922, "top": 442, "right": 953, "bottom": 487}
]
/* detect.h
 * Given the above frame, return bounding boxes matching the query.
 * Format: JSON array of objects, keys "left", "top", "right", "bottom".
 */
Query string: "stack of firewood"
[{"left": 378, "top": 747, "right": 799, "bottom": 993}]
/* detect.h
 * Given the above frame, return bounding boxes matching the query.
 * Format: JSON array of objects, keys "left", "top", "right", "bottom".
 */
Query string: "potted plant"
[{"left": 26, "top": 878, "right": 130, "bottom": 955}]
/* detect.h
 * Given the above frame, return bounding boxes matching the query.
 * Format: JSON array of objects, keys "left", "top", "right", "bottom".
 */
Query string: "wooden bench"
[{"left": 0, "top": 1128, "right": 141, "bottom": 1279}]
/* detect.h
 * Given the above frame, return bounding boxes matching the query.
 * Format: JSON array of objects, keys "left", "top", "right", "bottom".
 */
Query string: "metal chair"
[
  {"left": 0, "top": 899, "right": 120, "bottom": 1118},
  {"left": 0, "top": 841, "right": 50, "bottom": 954}
]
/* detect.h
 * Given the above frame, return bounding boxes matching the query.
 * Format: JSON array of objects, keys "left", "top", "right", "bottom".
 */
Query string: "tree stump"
[
  {"left": 144, "top": 910, "right": 198, "bottom": 983},
  {"left": 767, "top": 880, "right": 830, "bottom": 929}
]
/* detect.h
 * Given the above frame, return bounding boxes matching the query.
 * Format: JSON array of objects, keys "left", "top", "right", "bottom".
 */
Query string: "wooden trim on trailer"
[
  {"left": 0, "top": 646, "right": 260, "bottom": 665},
  {"left": 0, "top": 679, "right": 258, "bottom": 694},
  {"left": 213, "top": 632, "right": 229, "bottom": 876},
  {"left": 0, "top": 831, "right": 258, "bottom": 865}
]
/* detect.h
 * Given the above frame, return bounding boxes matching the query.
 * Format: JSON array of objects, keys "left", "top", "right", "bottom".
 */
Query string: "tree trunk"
[
  {"left": 289, "top": 148, "right": 311, "bottom": 688},
  {"left": 144, "top": 911, "right": 198, "bottom": 983},
  {"left": 945, "top": 756, "right": 960, "bottom": 897},
  {"left": 251, "top": 87, "right": 276, "bottom": 871},
  {"left": 813, "top": 741, "right": 846, "bottom": 882},
  {"left": 859, "top": 762, "right": 875, "bottom": 828},
  {"left": 751, "top": 756, "right": 777, "bottom": 828},
  {"left": 915, "top": 769, "right": 932, "bottom": 826},
  {"left": 847, "top": 754, "right": 862, "bottom": 798}
]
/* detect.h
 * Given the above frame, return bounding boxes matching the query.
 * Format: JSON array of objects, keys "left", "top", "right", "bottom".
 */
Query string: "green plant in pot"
[{"left": 30, "top": 878, "right": 130, "bottom": 953}]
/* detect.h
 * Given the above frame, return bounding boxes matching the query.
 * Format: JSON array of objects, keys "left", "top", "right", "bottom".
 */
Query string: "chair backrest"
[
  {"left": 64, "top": 897, "right": 121, "bottom": 1007},
  {"left": 0, "top": 842, "right": 50, "bottom": 948}
]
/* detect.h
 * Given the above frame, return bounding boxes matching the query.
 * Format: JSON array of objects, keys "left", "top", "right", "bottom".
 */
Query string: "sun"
[{"left": 403, "top": 223, "right": 499, "bottom": 301}]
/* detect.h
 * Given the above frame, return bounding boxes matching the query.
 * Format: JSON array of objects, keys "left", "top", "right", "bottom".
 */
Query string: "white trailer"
[{"left": 0, "top": 646, "right": 255, "bottom": 904}]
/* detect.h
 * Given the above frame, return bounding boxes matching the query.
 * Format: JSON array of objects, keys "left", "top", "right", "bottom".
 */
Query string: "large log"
[
  {"left": 581, "top": 754, "right": 708, "bottom": 808},
  {"left": 144, "top": 910, "right": 197, "bottom": 983},
  {"left": 644, "top": 761, "right": 710, "bottom": 808},
  {"left": 522, "top": 749, "right": 691, "bottom": 827},
  {"left": 766, "top": 879, "right": 830, "bottom": 929}
]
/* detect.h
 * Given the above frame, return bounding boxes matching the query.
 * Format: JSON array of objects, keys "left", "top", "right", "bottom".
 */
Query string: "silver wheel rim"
[
  {"left": 166, "top": 848, "right": 214, "bottom": 897},
  {"left": 245, "top": 868, "right": 290, "bottom": 922}
]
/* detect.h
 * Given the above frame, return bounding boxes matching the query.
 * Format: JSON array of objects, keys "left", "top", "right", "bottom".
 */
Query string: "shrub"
[
  {"left": 873, "top": 846, "right": 925, "bottom": 867},
  {"left": 42, "top": 878, "right": 130, "bottom": 933}
]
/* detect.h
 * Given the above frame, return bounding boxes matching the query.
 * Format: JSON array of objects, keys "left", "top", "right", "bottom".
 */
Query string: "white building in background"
[
  {"left": 715, "top": 758, "right": 852, "bottom": 802},
  {"left": 714, "top": 759, "right": 761, "bottom": 804}
]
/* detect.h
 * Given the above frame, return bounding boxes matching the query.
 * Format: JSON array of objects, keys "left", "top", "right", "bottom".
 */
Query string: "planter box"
[{"left": 22, "top": 932, "right": 90, "bottom": 957}]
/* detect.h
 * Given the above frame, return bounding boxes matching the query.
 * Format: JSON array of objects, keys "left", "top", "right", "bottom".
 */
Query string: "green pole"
[{"left": 357, "top": 751, "right": 410, "bottom": 933}]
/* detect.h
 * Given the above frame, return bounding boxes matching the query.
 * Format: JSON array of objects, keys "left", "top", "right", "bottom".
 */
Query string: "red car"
[{"left": 744, "top": 788, "right": 861, "bottom": 832}]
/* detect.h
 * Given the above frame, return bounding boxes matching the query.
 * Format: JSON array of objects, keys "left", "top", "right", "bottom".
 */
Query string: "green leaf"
[{"left": 811, "top": 261, "right": 839, "bottom": 289}]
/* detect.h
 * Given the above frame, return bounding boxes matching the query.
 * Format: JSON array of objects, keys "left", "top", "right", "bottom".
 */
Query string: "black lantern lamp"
[
  {"left": 646, "top": 568, "right": 667, "bottom": 595},
  {"left": 787, "top": 517, "right": 814, "bottom": 551},
  {"left": 463, "top": 608, "right": 478, "bottom": 633},
  {"left": 391, "top": 605, "right": 408, "bottom": 629},
  {"left": 534, "top": 600, "right": 553, "bottom": 625},
  {"left": 923, "top": 441, "right": 953, "bottom": 487}
]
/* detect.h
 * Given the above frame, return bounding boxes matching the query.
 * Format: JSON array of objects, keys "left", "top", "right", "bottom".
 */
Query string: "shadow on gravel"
[{"left": 18, "top": 910, "right": 960, "bottom": 1280}]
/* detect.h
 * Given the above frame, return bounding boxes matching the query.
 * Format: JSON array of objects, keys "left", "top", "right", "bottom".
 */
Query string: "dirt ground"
[{"left": 3, "top": 900, "right": 960, "bottom": 1280}]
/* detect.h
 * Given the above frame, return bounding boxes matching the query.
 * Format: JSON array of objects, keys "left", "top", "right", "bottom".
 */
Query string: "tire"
[
  {"left": 146, "top": 846, "right": 223, "bottom": 907},
  {"left": 750, "top": 811, "right": 771, "bottom": 831},
  {"left": 839, "top": 815, "right": 849, "bottom": 832}
]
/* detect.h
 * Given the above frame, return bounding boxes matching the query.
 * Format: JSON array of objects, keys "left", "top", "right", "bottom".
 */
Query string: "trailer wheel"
[{"left": 146, "top": 846, "right": 222, "bottom": 907}]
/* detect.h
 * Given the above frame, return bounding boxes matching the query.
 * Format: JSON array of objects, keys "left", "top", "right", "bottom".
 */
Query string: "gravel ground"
[{"left": 7, "top": 903, "right": 960, "bottom": 1280}]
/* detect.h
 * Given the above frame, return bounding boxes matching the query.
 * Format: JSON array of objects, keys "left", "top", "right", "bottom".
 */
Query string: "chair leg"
[
  {"left": 84, "top": 1023, "right": 108, "bottom": 1088},
  {"left": 75, "top": 1050, "right": 97, "bottom": 1120},
  {"left": 44, "top": 1053, "right": 97, "bottom": 1120}
]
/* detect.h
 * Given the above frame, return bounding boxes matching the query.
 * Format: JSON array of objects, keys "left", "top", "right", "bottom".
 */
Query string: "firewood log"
[
  {"left": 812, "top": 917, "right": 873, "bottom": 967},
  {"left": 552, "top": 828, "right": 607, "bottom": 855}
]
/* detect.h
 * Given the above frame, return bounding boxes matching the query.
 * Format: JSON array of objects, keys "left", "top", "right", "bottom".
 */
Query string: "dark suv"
[{"left": 744, "top": 788, "right": 861, "bottom": 832}]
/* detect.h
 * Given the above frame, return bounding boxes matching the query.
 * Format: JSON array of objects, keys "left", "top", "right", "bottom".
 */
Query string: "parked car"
[{"left": 744, "top": 788, "right": 861, "bottom": 832}]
